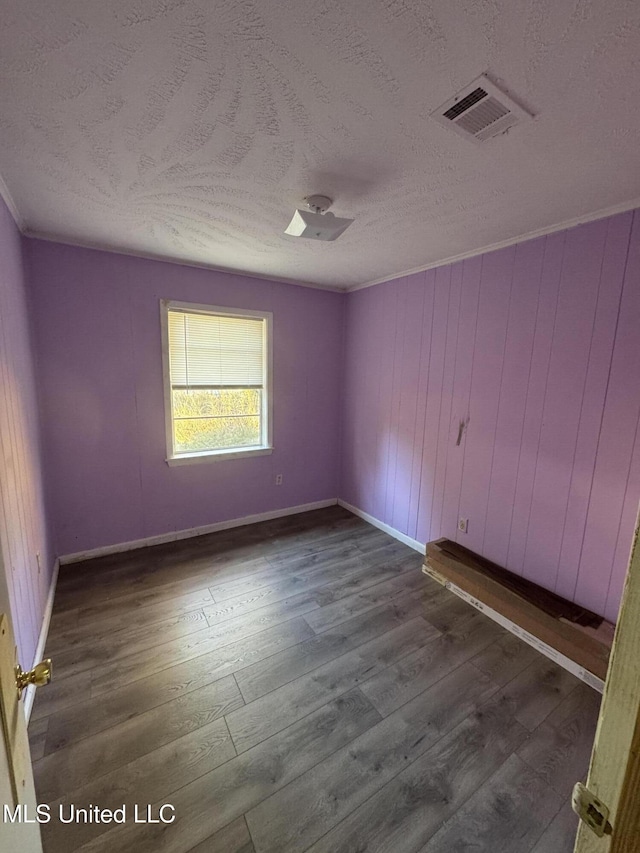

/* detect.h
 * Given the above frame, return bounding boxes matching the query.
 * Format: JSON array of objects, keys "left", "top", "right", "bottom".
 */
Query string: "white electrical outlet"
[
  {"left": 275, "top": 474, "right": 283, "bottom": 486},
  {"left": 458, "top": 518, "right": 468, "bottom": 534}
]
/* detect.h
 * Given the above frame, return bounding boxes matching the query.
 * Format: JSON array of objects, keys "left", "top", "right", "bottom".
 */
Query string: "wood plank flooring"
[{"left": 30, "top": 506, "right": 600, "bottom": 853}]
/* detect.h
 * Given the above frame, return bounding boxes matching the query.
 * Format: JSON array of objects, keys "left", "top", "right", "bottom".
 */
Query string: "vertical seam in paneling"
[
  {"left": 374, "top": 285, "right": 392, "bottom": 519},
  {"left": 390, "top": 283, "right": 405, "bottom": 522},
  {"left": 505, "top": 239, "right": 547, "bottom": 568},
  {"left": 336, "top": 291, "right": 348, "bottom": 497},
  {"left": 455, "top": 255, "right": 484, "bottom": 538},
  {"left": 428, "top": 270, "right": 449, "bottom": 540},
  {"left": 554, "top": 220, "right": 609, "bottom": 594},
  {"left": 521, "top": 231, "right": 567, "bottom": 575},
  {"left": 390, "top": 281, "right": 409, "bottom": 528},
  {"left": 364, "top": 293, "right": 377, "bottom": 504},
  {"left": 435, "top": 266, "right": 461, "bottom": 533},
  {"left": 572, "top": 211, "right": 635, "bottom": 604},
  {"left": 383, "top": 285, "right": 401, "bottom": 523},
  {"left": 407, "top": 273, "right": 427, "bottom": 539},
  {"left": 372, "top": 289, "right": 385, "bottom": 516},
  {"left": 379, "top": 285, "right": 397, "bottom": 521},
  {"left": 480, "top": 247, "right": 518, "bottom": 554},
  {"left": 412, "top": 272, "right": 435, "bottom": 541}
]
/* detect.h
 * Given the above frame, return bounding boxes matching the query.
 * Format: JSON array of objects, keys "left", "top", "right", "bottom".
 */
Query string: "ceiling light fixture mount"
[
  {"left": 304, "top": 195, "right": 333, "bottom": 214},
  {"left": 284, "top": 195, "right": 354, "bottom": 242}
]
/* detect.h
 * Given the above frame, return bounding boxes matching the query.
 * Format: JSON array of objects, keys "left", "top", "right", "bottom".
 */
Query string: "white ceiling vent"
[{"left": 432, "top": 75, "right": 534, "bottom": 142}]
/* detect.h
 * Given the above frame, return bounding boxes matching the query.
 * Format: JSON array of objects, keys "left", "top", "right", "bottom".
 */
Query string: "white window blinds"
[{"left": 168, "top": 310, "right": 265, "bottom": 389}]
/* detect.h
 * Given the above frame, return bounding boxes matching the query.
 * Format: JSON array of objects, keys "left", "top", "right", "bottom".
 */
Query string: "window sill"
[{"left": 166, "top": 446, "right": 273, "bottom": 466}]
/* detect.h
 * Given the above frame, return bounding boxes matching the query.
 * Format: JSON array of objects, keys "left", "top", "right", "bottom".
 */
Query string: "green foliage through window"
[{"left": 172, "top": 389, "right": 261, "bottom": 452}]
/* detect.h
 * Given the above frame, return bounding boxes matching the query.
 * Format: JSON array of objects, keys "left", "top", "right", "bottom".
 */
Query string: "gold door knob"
[{"left": 15, "top": 659, "right": 52, "bottom": 700}]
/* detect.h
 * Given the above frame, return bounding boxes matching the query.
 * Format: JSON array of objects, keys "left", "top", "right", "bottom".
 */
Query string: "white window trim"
[{"left": 160, "top": 299, "right": 273, "bottom": 464}]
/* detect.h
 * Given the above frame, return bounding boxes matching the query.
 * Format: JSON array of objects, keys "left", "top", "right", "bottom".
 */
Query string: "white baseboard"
[
  {"left": 337, "top": 499, "right": 426, "bottom": 554},
  {"left": 24, "top": 558, "right": 59, "bottom": 722},
  {"left": 59, "top": 499, "right": 339, "bottom": 565}
]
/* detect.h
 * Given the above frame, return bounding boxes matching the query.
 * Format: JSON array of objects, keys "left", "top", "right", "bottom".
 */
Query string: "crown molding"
[
  {"left": 10, "top": 182, "right": 640, "bottom": 295},
  {"left": 22, "top": 228, "right": 347, "bottom": 293},
  {"left": 0, "top": 173, "right": 25, "bottom": 230},
  {"left": 347, "top": 196, "right": 640, "bottom": 292}
]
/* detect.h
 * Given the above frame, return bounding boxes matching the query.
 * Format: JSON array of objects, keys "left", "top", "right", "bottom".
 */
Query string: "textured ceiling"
[{"left": 1, "top": 0, "right": 640, "bottom": 289}]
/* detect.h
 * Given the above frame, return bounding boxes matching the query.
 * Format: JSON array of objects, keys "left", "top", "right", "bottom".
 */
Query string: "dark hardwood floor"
[{"left": 29, "top": 506, "right": 601, "bottom": 853}]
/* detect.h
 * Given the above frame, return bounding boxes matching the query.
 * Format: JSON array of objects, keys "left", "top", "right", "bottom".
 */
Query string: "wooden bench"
[{"left": 424, "top": 538, "right": 614, "bottom": 689}]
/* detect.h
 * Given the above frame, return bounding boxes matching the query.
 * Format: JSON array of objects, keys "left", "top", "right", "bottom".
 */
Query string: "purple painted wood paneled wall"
[
  {"left": 341, "top": 211, "right": 640, "bottom": 622},
  {"left": 6, "top": 199, "right": 638, "bottom": 640},
  {"left": 26, "top": 240, "right": 344, "bottom": 557},
  {"left": 0, "top": 197, "right": 53, "bottom": 667}
]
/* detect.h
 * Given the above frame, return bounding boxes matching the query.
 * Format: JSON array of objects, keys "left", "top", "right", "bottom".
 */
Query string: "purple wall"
[
  {"left": 341, "top": 211, "right": 640, "bottom": 622},
  {"left": 0, "top": 198, "right": 53, "bottom": 667},
  {"left": 19, "top": 209, "right": 640, "bottom": 624},
  {"left": 26, "top": 241, "right": 344, "bottom": 556}
]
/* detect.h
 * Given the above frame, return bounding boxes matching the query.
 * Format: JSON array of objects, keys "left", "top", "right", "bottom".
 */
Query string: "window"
[{"left": 161, "top": 301, "right": 272, "bottom": 464}]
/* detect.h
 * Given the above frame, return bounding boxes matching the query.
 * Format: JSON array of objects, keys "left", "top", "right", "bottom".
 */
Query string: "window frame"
[{"left": 160, "top": 299, "right": 273, "bottom": 465}]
